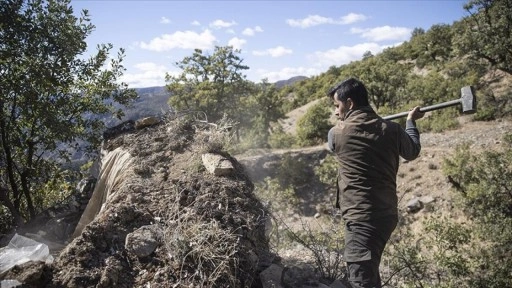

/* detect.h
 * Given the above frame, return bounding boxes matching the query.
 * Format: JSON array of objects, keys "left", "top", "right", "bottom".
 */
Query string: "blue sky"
[{"left": 71, "top": 0, "right": 468, "bottom": 88}]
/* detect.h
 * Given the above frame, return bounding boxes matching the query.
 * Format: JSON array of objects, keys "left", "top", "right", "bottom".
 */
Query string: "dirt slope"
[
  {"left": 237, "top": 115, "right": 512, "bottom": 266},
  {"left": 20, "top": 117, "right": 275, "bottom": 287}
]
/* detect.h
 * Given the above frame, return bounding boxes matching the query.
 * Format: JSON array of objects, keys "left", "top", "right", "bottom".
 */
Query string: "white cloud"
[
  {"left": 209, "top": 19, "right": 237, "bottom": 29},
  {"left": 160, "top": 17, "right": 171, "bottom": 24},
  {"left": 341, "top": 13, "right": 368, "bottom": 24},
  {"left": 226, "top": 28, "right": 236, "bottom": 34},
  {"left": 138, "top": 30, "right": 216, "bottom": 51},
  {"left": 121, "top": 62, "right": 172, "bottom": 88},
  {"left": 256, "top": 67, "right": 320, "bottom": 83},
  {"left": 312, "top": 42, "right": 391, "bottom": 66},
  {"left": 242, "top": 26, "right": 263, "bottom": 36},
  {"left": 286, "top": 13, "right": 367, "bottom": 28},
  {"left": 228, "top": 37, "right": 246, "bottom": 50},
  {"left": 351, "top": 26, "right": 412, "bottom": 42},
  {"left": 253, "top": 46, "right": 293, "bottom": 58},
  {"left": 191, "top": 20, "right": 201, "bottom": 26}
]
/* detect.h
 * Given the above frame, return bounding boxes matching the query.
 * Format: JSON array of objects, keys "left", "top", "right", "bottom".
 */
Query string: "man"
[{"left": 327, "top": 78, "right": 424, "bottom": 288}]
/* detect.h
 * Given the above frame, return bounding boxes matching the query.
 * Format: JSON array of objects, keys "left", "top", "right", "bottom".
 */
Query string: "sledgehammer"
[{"left": 382, "top": 86, "right": 476, "bottom": 120}]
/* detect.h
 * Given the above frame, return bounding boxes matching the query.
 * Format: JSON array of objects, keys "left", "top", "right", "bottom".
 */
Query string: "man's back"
[{"left": 332, "top": 106, "right": 403, "bottom": 221}]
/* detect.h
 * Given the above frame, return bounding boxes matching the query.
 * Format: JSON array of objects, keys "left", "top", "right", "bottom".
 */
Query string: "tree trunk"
[{"left": 0, "top": 187, "right": 25, "bottom": 226}]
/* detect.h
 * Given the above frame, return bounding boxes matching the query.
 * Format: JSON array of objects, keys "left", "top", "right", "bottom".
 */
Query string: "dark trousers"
[{"left": 344, "top": 215, "right": 398, "bottom": 288}]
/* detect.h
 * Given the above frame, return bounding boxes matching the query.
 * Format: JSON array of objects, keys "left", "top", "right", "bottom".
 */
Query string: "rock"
[
  {"left": 135, "top": 116, "right": 161, "bottom": 129},
  {"left": 419, "top": 195, "right": 436, "bottom": 212},
  {"left": 330, "top": 279, "right": 351, "bottom": 288},
  {"left": 419, "top": 195, "right": 435, "bottom": 204},
  {"left": 282, "top": 265, "right": 320, "bottom": 287},
  {"left": 406, "top": 198, "right": 423, "bottom": 213},
  {"left": 303, "top": 284, "right": 330, "bottom": 288},
  {"left": 125, "top": 225, "right": 162, "bottom": 258},
  {"left": 202, "top": 153, "right": 234, "bottom": 176},
  {"left": 260, "top": 264, "right": 284, "bottom": 288},
  {"left": 1, "top": 261, "right": 49, "bottom": 287},
  {"left": 103, "top": 120, "right": 135, "bottom": 140},
  {"left": 264, "top": 216, "right": 273, "bottom": 239},
  {"left": 76, "top": 177, "right": 96, "bottom": 197}
]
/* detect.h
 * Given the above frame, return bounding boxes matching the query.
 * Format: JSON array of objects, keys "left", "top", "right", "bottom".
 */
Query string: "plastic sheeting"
[
  {"left": 72, "top": 147, "right": 133, "bottom": 238},
  {"left": 0, "top": 234, "right": 53, "bottom": 275}
]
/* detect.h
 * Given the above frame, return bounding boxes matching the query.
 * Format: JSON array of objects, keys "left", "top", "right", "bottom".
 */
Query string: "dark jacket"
[{"left": 331, "top": 106, "right": 421, "bottom": 221}]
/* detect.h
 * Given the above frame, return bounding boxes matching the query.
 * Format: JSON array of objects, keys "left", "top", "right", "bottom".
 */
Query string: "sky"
[{"left": 70, "top": 0, "right": 469, "bottom": 88}]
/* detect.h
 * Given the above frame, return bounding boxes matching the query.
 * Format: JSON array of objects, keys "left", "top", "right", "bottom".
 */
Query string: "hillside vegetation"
[{"left": 1, "top": 0, "right": 512, "bottom": 287}]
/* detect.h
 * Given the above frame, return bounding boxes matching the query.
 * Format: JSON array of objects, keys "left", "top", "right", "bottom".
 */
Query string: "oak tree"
[{"left": 0, "top": 0, "right": 136, "bottom": 225}]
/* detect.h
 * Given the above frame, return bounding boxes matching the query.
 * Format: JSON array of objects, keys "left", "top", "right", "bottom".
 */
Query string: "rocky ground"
[
  {"left": 1, "top": 111, "right": 510, "bottom": 287},
  {"left": 239, "top": 115, "right": 512, "bottom": 273},
  {"left": 1, "top": 116, "right": 275, "bottom": 287}
]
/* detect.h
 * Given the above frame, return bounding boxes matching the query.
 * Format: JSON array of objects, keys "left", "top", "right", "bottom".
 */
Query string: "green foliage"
[
  {"left": 283, "top": 76, "right": 326, "bottom": 111},
  {"left": 473, "top": 86, "right": 512, "bottom": 121},
  {"left": 314, "top": 154, "right": 338, "bottom": 189},
  {"left": 386, "top": 228, "right": 429, "bottom": 288},
  {"left": 36, "top": 169, "right": 76, "bottom": 209},
  {"left": 0, "top": 0, "right": 136, "bottom": 225},
  {"left": 419, "top": 109, "right": 460, "bottom": 133},
  {"left": 166, "top": 46, "right": 251, "bottom": 124},
  {"left": 268, "top": 126, "right": 296, "bottom": 149},
  {"left": 254, "top": 177, "right": 299, "bottom": 213},
  {"left": 354, "top": 57, "right": 411, "bottom": 110},
  {"left": 282, "top": 218, "right": 347, "bottom": 282},
  {"left": 440, "top": 134, "right": 512, "bottom": 287},
  {"left": 253, "top": 153, "right": 311, "bottom": 211},
  {"left": 405, "top": 71, "right": 453, "bottom": 105},
  {"left": 0, "top": 206, "right": 12, "bottom": 234},
  {"left": 239, "top": 80, "right": 287, "bottom": 148},
  {"left": 424, "top": 217, "right": 472, "bottom": 279},
  {"left": 386, "top": 218, "right": 473, "bottom": 288},
  {"left": 276, "top": 153, "right": 309, "bottom": 188},
  {"left": 443, "top": 140, "right": 512, "bottom": 221},
  {"left": 296, "top": 99, "right": 332, "bottom": 146},
  {"left": 385, "top": 134, "right": 512, "bottom": 287},
  {"left": 457, "top": 0, "right": 512, "bottom": 75}
]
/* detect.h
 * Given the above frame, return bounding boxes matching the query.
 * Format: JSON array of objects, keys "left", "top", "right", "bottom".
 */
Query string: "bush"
[
  {"left": 385, "top": 216, "right": 473, "bottom": 288},
  {"left": 253, "top": 177, "right": 298, "bottom": 212},
  {"left": 314, "top": 154, "right": 338, "bottom": 191},
  {"left": 268, "top": 126, "right": 296, "bottom": 149},
  {"left": 440, "top": 133, "right": 512, "bottom": 287},
  {"left": 282, "top": 217, "right": 347, "bottom": 282},
  {"left": 419, "top": 108, "right": 460, "bottom": 133},
  {"left": 296, "top": 99, "right": 332, "bottom": 146}
]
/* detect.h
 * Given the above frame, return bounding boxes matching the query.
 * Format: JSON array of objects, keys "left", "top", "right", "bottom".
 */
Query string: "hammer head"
[{"left": 461, "top": 86, "right": 477, "bottom": 114}]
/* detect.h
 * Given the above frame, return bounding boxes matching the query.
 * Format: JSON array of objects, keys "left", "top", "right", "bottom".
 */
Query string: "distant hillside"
[
  {"left": 104, "top": 86, "right": 172, "bottom": 127},
  {"left": 110, "top": 76, "right": 308, "bottom": 127},
  {"left": 274, "top": 76, "right": 308, "bottom": 88}
]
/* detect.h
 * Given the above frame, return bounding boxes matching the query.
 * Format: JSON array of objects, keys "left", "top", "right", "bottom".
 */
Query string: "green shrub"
[
  {"left": 276, "top": 153, "right": 309, "bottom": 188},
  {"left": 253, "top": 177, "right": 298, "bottom": 212},
  {"left": 268, "top": 126, "right": 296, "bottom": 149},
  {"left": 282, "top": 218, "right": 347, "bottom": 282},
  {"left": 314, "top": 154, "right": 338, "bottom": 190},
  {"left": 296, "top": 99, "right": 332, "bottom": 146},
  {"left": 420, "top": 108, "right": 460, "bottom": 132},
  {"left": 440, "top": 134, "right": 512, "bottom": 287}
]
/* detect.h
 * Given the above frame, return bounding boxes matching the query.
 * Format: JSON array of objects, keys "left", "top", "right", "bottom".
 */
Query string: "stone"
[
  {"left": 419, "top": 195, "right": 435, "bottom": 204},
  {"left": 259, "top": 264, "right": 284, "bottom": 288},
  {"left": 282, "top": 265, "right": 320, "bottom": 287},
  {"left": 330, "top": 279, "right": 351, "bottom": 288},
  {"left": 135, "top": 116, "right": 161, "bottom": 129},
  {"left": 125, "top": 225, "right": 162, "bottom": 258},
  {"left": 406, "top": 197, "right": 423, "bottom": 213},
  {"left": 202, "top": 153, "right": 234, "bottom": 176}
]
